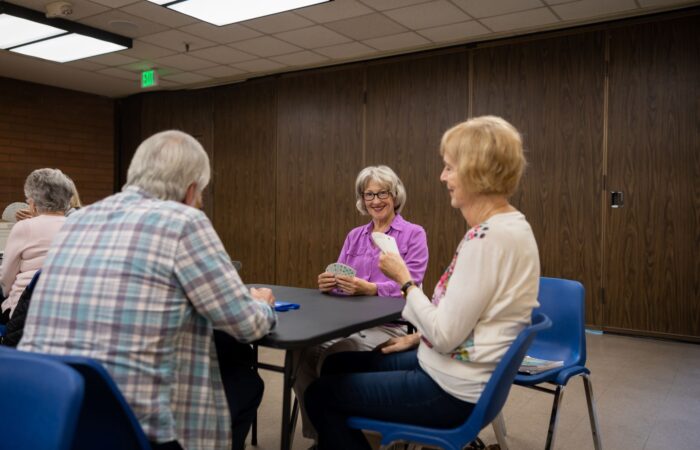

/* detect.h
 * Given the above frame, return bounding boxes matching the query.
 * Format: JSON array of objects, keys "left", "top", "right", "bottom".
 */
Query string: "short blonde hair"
[
  {"left": 440, "top": 116, "right": 525, "bottom": 197},
  {"left": 354, "top": 165, "right": 406, "bottom": 215}
]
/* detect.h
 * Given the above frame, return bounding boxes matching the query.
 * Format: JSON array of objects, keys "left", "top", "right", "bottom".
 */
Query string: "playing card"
[
  {"left": 371, "top": 232, "right": 400, "bottom": 255},
  {"left": 325, "top": 262, "right": 356, "bottom": 277}
]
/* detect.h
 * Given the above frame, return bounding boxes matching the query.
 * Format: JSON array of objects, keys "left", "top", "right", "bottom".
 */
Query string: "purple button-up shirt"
[{"left": 337, "top": 214, "right": 428, "bottom": 298}]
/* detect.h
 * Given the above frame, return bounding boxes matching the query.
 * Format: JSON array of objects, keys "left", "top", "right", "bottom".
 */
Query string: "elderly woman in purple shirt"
[{"left": 295, "top": 165, "right": 429, "bottom": 443}]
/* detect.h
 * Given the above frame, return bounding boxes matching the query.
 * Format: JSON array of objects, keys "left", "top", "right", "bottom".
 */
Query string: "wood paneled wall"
[
  {"left": 605, "top": 15, "right": 700, "bottom": 338},
  {"left": 0, "top": 77, "right": 114, "bottom": 207},
  {"left": 472, "top": 32, "right": 606, "bottom": 325},
  {"left": 117, "top": 11, "right": 700, "bottom": 339}
]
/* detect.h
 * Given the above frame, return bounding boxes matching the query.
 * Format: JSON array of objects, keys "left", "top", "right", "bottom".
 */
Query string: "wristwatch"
[{"left": 400, "top": 280, "right": 417, "bottom": 297}]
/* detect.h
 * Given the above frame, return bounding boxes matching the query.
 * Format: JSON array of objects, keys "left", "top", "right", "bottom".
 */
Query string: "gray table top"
[{"left": 250, "top": 284, "right": 405, "bottom": 350}]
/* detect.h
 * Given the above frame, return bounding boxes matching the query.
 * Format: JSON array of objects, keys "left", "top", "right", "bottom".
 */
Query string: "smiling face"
[
  {"left": 363, "top": 179, "right": 396, "bottom": 225},
  {"left": 440, "top": 151, "right": 467, "bottom": 210}
]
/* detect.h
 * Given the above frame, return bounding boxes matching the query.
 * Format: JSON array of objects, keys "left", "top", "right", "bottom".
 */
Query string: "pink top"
[{"left": 1, "top": 214, "right": 66, "bottom": 316}]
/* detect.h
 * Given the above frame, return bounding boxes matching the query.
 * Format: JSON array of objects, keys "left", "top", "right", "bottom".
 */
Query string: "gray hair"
[
  {"left": 125, "top": 130, "right": 210, "bottom": 201},
  {"left": 354, "top": 165, "right": 407, "bottom": 215},
  {"left": 24, "top": 168, "right": 73, "bottom": 214}
]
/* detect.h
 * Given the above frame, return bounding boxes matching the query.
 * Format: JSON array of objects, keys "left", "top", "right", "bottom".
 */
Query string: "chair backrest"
[
  {"left": 0, "top": 347, "right": 84, "bottom": 450},
  {"left": 466, "top": 313, "right": 552, "bottom": 429},
  {"left": 51, "top": 355, "right": 151, "bottom": 450},
  {"left": 528, "top": 277, "right": 587, "bottom": 367}
]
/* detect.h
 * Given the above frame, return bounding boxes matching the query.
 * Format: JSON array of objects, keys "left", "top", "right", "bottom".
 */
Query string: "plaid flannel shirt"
[{"left": 20, "top": 186, "right": 277, "bottom": 449}]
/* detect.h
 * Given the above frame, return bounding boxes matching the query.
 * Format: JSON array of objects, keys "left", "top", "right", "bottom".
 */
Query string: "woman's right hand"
[
  {"left": 374, "top": 333, "right": 421, "bottom": 354},
  {"left": 15, "top": 209, "right": 33, "bottom": 221},
  {"left": 318, "top": 272, "right": 337, "bottom": 292}
]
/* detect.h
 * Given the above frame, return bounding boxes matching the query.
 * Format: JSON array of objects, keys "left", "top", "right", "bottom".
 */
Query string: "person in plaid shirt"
[{"left": 19, "top": 130, "right": 277, "bottom": 450}]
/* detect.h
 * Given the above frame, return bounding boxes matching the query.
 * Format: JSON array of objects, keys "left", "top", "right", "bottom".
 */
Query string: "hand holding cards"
[
  {"left": 325, "top": 262, "right": 357, "bottom": 277},
  {"left": 371, "top": 232, "right": 400, "bottom": 255}
]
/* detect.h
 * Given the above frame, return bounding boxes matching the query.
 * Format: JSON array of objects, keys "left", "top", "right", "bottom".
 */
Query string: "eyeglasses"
[{"left": 363, "top": 190, "right": 391, "bottom": 201}]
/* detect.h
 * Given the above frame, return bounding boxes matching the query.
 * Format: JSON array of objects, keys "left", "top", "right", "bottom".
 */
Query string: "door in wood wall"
[
  {"left": 364, "top": 51, "right": 469, "bottom": 291},
  {"left": 605, "top": 16, "right": 700, "bottom": 339},
  {"left": 472, "top": 32, "right": 606, "bottom": 326}
]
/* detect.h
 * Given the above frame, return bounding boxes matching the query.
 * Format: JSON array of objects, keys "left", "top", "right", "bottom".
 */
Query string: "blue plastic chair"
[
  {"left": 507, "top": 277, "right": 603, "bottom": 450},
  {"left": 347, "top": 313, "right": 552, "bottom": 450},
  {"left": 0, "top": 347, "right": 85, "bottom": 450},
  {"left": 52, "top": 355, "right": 151, "bottom": 450}
]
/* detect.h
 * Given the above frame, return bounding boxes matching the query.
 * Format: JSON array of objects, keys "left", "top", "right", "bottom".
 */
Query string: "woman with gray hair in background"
[
  {"left": 296, "top": 165, "right": 429, "bottom": 445},
  {"left": 0, "top": 168, "right": 73, "bottom": 324}
]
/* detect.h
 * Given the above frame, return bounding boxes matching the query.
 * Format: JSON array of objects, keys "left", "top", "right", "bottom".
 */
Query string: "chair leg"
[
  {"left": 492, "top": 412, "right": 509, "bottom": 450},
  {"left": 582, "top": 375, "right": 603, "bottom": 450},
  {"left": 544, "top": 385, "right": 565, "bottom": 450}
]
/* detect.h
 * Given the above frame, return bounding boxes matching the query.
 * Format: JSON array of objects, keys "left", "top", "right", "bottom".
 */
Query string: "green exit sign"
[{"left": 141, "top": 70, "right": 158, "bottom": 88}]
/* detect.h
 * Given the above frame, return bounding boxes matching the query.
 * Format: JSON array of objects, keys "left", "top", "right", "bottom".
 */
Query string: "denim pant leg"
[{"left": 305, "top": 350, "right": 475, "bottom": 450}]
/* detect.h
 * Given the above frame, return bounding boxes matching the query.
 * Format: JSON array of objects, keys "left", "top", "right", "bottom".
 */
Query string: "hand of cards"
[
  {"left": 325, "top": 262, "right": 356, "bottom": 278},
  {"left": 371, "top": 232, "right": 400, "bottom": 255}
]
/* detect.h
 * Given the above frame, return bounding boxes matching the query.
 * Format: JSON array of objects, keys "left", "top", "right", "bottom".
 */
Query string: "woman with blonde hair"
[{"left": 305, "top": 116, "right": 541, "bottom": 450}]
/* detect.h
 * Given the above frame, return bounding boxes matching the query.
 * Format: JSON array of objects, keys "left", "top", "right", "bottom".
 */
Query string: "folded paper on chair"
[{"left": 518, "top": 355, "right": 564, "bottom": 374}]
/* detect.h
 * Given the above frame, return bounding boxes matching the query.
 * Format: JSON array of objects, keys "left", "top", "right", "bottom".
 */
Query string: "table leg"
[{"left": 280, "top": 350, "right": 295, "bottom": 450}]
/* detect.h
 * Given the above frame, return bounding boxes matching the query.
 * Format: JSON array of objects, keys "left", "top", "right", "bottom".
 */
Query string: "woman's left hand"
[
  {"left": 379, "top": 253, "right": 411, "bottom": 284},
  {"left": 336, "top": 276, "right": 377, "bottom": 296}
]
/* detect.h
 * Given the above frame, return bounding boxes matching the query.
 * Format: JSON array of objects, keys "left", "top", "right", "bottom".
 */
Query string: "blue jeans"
[{"left": 305, "top": 349, "right": 475, "bottom": 450}]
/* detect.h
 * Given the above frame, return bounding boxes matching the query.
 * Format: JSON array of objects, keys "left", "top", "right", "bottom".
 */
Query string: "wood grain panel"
[
  {"left": 213, "top": 81, "right": 277, "bottom": 284},
  {"left": 276, "top": 68, "right": 365, "bottom": 288},
  {"left": 605, "top": 15, "right": 700, "bottom": 337},
  {"left": 365, "top": 51, "right": 469, "bottom": 292},
  {"left": 138, "top": 90, "right": 215, "bottom": 217},
  {"left": 472, "top": 33, "right": 606, "bottom": 326}
]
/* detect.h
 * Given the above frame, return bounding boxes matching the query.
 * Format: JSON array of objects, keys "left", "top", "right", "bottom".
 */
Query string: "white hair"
[
  {"left": 125, "top": 130, "right": 210, "bottom": 201},
  {"left": 24, "top": 168, "right": 73, "bottom": 213},
  {"left": 354, "top": 165, "right": 407, "bottom": 215}
]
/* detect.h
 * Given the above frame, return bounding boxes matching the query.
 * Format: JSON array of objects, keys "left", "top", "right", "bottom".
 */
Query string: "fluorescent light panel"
[
  {"left": 150, "top": 0, "right": 331, "bottom": 26},
  {"left": 0, "top": 13, "right": 66, "bottom": 49},
  {"left": 10, "top": 33, "right": 128, "bottom": 63}
]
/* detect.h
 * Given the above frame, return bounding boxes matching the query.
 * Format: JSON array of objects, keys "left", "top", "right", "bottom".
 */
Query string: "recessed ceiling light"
[
  {"left": 0, "top": 13, "right": 66, "bottom": 49},
  {"left": 10, "top": 33, "right": 128, "bottom": 63},
  {"left": 147, "top": 0, "right": 332, "bottom": 27}
]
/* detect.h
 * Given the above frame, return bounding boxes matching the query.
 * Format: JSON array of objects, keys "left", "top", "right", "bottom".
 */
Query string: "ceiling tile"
[
  {"left": 385, "top": 1, "right": 472, "bottom": 29},
  {"left": 97, "top": 67, "right": 139, "bottom": 82},
  {"left": 64, "top": 60, "right": 107, "bottom": 71},
  {"left": 11, "top": 0, "right": 109, "bottom": 20},
  {"left": 230, "top": 36, "right": 304, "bottom": 57},
  {"left": 89, "top": 0, "right": 140, "bottom": 7},
  {"left": 276, "top": 25, "right": 352, "bottom": 49},
  {"left": 188, "top": 46, "right": 257, "bottom": 64},
  {"left": 87, "top": 52, "right": 139, "bottom": 66},
  {"left": 79, "top": 10, "right": 169, "bottom": 38},
  {"left": 243, "top": 12, "right": 315, "bottom": 34},
  {"left": 296, "top": 0, "right": 374, "bottom": 22},
  {"left": 452, "top": 0, "right": 546, "bottom": 18},
  {"left": 195, "top": 66, "right": 246, "bottom": 78},
  {"left": 233, "top": 59, "right": 287, "bottom": 73},
  {"left": 358, "top": 0, "right": 429, "bottom": 11},
  {"left": 121, "top": 2, "right": 199, "bottom": 27},
  {"left": 270, "top": 50, "right": 330, "bottom": 66},
  {"left": 543, "top": 0, "right": 579, "bottom": 4},
  {"left": 152, "top": 54, "right": 217, "bottom": 71},
  {"left": 418, "top": 19, "right": 490, "bottom": 42},
  {"left": 119, "top": 60, "right": 160, "bottom": 73},
  {"left": 179, "top": 22, "right": 262, "bottom": 44},
  {"left": 315, "top": 41, "right": 376, "bottom": 59},
  {"left": 363, "top": 31, "right": 430, "bottom": 50},
  {"left": 120, "top": 41, "right": 176, "bottom": 59},
  {"left": 326, "top": 13, "right": 408, "bottom": 40},
  {"left": 161, "top": 72, "right": 212, "bottom": 84},
  {"left": 639, "top": 0, "right": 698, "bottom": 6},
  {"left": 553, "top": 0, "right": 637, "bottom": 20},
  {"left": 480, "top": 7, "right": 560, "bottom": 32},
  {"left": 140, "top": 30, "right": 217, "bottom": 52}
]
